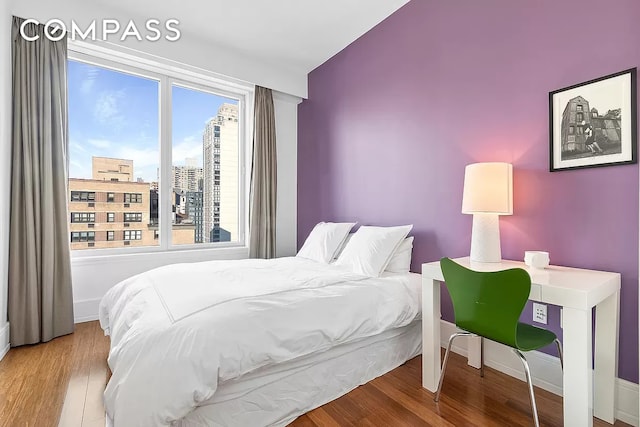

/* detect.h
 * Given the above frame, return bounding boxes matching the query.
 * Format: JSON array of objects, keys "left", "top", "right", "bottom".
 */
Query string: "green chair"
[{"left": 435, "top": 258, "right": 563, "bottom": 427}]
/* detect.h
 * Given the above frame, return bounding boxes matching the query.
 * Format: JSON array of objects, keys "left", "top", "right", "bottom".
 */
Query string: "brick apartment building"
[{"left": 69, "top": 157, "right": 195, "bottom": 250}]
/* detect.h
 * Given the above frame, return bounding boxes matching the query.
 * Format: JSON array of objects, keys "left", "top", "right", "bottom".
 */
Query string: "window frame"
[
  {"left": 68, "top": 41, "right": 252, "bottom": 258},
  {"left": 124, "top": 212, "right": 143, "bottom": 223},
  {"left": 71, "top": 231, "right": 96, "bottom": 242},
  {"left": 123, "top": 229, "right": 143, "bottom": 241},
  {"left": 71, "top": 212, "right": 96, "bottom": 223}
]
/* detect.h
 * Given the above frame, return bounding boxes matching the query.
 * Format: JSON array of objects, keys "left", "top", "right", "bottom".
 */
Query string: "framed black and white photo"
[{"left": 549, "top": 68, "right": 637, "bottom": 171}]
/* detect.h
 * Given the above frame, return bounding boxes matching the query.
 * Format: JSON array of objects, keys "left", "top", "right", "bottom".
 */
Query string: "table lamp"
[{"left": 461, "top": 162, "right": 513, "bottom": 263}]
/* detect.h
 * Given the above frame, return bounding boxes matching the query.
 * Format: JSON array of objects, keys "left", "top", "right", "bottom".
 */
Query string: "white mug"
[{"left": 524, "top": 251, "right": 549, "bottom": 269}]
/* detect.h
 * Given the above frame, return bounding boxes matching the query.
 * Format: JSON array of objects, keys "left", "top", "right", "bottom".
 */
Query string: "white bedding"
[
  {"left": 177, "top": 320, "right": 422, "bottom": 426},
  {"left": 99, "top": 256, "right": 421, "bottom": 426}
]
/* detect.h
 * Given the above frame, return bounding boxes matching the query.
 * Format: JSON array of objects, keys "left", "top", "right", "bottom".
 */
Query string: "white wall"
[
  {"left": 0, "top": 1, "right": 13, "bottom": 359},
  {"left": 274, "top": 92, "right": 300, "bottom": 259},
  {"left": 10, "top": 0, "right": 308, "bottom": 98}
]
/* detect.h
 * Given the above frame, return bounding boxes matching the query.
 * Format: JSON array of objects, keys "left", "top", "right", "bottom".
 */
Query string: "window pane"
[
  {"left": 68, "top": 59, "right": 160, "bottom": 250},
  {"left": 171, "top": 85, "right": 240, "bottom": 245}
]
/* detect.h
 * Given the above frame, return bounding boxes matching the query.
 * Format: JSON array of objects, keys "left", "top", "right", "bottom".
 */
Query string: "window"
[
  {"left": 172, "top": 85, "right": 240, "bottom": 245},
  {"left": 71, "top": 231, "right": 95, "bottom": 242},
  {"left": 577, "top": 112, "right": 584, "bottom": 122},
  {"left": 576, "top": 105, "right": 583, "bottom": 112},
  {"left": 124, "top": 193, "right": 143, "bottom": 203},
  {"left": 68, "top": 58, "right": 159, "bottom": 251},
  {"left": 68, "top": 47, "right": 248, "bottom": 253},
  {"left": 71, "top": 212, "right": 95, "bottom": 223},
  {"left": 124, "top": 230, "right": 142, "bottom": 240},
  {"left": 124, "top": 212, "right": 143, "bottom": 222},
  {"left": 71, "top": 191, "right": 96, "bottom": 202},
  {"left": 569, "top": 126, "right": 574, "bottom": 134}
]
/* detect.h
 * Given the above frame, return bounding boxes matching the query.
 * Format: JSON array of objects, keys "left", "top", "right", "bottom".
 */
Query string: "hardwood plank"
[
  {"left": 82, "top": 323, "right": 110, "bottom": 424},
  {"left": 0, "top": 322, "right": 105, "bottom": 427},
  {"left": 305, "top": 408, "right": 343, "bottom": 427},
  {"left": 292, "top": 351, "right": 631, "bottom": 427},
  {"left": 287, "top": 414, "right": 317, "bottom": 427},
  {"left": 0, "top": 321, "right": 632, "bottom": 427}
]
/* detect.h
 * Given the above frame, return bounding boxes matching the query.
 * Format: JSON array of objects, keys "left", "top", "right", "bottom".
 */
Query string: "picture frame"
[{"left": 549, "top": 68, "right": 637, "bottom": 172}]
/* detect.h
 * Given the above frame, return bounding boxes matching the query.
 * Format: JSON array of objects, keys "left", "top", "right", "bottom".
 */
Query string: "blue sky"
[{"left": 68, "top": 59, "right": 236, "bottom": 182}]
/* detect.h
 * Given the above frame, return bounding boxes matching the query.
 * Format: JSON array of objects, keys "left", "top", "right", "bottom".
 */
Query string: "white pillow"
[
  {"left": 335, "top": 225, "right": 413, "bottom": 277},
  {"left": 332, "top": 233, "right": 353, "bottom": 260},
  {"left": 334, "top": 234, "right": 413, "bottom": 270},
  {"left": 296, "top": 222, "right": 356, "bottom": 263},
  {"left": 385, "top": 236, "right": 414, "bottom": 273}
]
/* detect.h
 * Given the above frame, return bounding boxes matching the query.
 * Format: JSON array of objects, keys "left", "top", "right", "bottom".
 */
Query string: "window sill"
[{"left": 70, "top": 244, "right": 249, "bottom": 267}]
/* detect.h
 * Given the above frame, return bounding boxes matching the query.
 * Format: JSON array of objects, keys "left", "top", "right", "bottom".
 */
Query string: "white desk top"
[{"left": 422, "top": 257, "right": 620, "bottom": 311}]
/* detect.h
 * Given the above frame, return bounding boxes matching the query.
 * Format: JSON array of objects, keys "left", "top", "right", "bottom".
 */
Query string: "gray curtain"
[
  {"left": 9, "top": 17, "right": 74, "bottom": 346},
  {"left": 249, "top": 86, "right": 277, "bottom": 258}
]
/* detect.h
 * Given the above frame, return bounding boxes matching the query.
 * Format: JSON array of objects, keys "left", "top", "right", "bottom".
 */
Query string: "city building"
[
  {"left": 68, "top": 178, "right": 156, "bottom": 250},
  {"left": 172, "top": 158, "right": 203, "bottom": 193},
  {"left": 69, "top": 159, "right": 195, "bottom": 250},
  {"left": 185, "top": 191, "right": 204, "bottom": 243},
  {"left": 92, "top": 157, "right": 134, "bottom": 182},
  {"left": 203, "top": 103, "right": 239, "bottom": 243}
]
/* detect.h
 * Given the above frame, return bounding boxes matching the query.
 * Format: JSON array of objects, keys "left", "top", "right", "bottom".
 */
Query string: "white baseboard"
[
  {"left": 440, "top": 320, "right": 639, "bottom": 426},
  {"left": 74, "top": 298, "right": 101, "bottom": 323},
  {"left": 0, "top": 322, "right": 9, "bottom": 361}
]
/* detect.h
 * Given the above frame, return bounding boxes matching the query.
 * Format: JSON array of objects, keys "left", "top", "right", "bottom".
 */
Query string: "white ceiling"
[{"left": 92, "top": 0, "right": 409, "bottom": 73}]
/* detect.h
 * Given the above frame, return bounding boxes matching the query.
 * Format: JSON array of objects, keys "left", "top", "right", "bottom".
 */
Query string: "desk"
[{"left": 422, "top": 257, "right": 620, "bottom": 427}]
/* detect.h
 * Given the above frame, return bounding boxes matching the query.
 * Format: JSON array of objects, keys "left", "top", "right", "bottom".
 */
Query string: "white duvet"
[{"left": 99, "top": 256, "right": 421, "bottom": 426}]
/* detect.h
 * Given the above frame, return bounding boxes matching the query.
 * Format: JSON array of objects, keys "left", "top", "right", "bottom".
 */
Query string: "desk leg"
[
  {"left": 422, "top": 278, "right": 441, "bottom": 392},
  {"left": 593, "top": 290, "right": 620, "bottom": 423},
  {"left": 563, "top": 307, "right": 593, "bottom": 427}
]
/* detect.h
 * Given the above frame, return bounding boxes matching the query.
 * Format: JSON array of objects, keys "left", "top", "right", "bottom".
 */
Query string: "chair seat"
[{"left": 516, "top": 322, "right": 557, "bottom": 352}]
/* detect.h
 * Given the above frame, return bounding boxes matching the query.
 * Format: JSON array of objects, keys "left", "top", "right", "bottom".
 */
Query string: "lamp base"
[{"left": 470, "top": 214, "right": 502, "bottom": 263}]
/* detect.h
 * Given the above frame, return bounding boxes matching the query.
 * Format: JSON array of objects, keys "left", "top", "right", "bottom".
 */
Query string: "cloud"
[
  {"left": 70, "top": 140, "right": 87, "bottom": 153},
  {"left": 94, "top": 90, "right": 126, "bottom": 128},
  {"left": 172, "top": 135, "right": 203, "bottom": 166},
  {"left": 88, "top": 139, "right": 112, "bottom": 149},
  {"left": 116, "top": 146, "right": 160, "bottom": 170}
]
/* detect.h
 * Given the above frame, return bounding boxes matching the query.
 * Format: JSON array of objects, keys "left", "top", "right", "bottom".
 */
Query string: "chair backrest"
[{"left": 440, "top": 257, "right": 531, "bottom": 349}]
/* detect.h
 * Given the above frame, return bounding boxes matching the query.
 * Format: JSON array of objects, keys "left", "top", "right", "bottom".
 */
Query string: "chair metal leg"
[
  {"left": 554, "top": 338, "right": 563, "bottom": 370},
  {"left": 480, "top": 337, "right": 485, "bottom": 378},
  {"left": 514, "top": 349, "right": 540, "bottom": 427},
  {"left": 434, "top": 332, "right": 472, "bottom": 402}
]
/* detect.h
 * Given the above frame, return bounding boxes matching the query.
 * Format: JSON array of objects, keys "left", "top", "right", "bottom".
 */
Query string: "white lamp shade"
[{"left": 462, "top": 162, "right": 513, "bottom": 215}]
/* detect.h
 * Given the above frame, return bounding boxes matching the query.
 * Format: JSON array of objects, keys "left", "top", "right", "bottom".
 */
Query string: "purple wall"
[{"left": 298, "top": 0, "right": 639, "bottom": 383}]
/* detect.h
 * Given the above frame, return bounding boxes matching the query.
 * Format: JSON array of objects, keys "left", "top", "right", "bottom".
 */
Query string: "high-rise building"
[
  {"left": 172, "top": 162, "right": 203, "bottom": 193},
  {"left": 203, "top": 103, "right": 239, "bottom": 243},
  {"left": 186, "top": 191, "right": 204, "bottom": 243}
]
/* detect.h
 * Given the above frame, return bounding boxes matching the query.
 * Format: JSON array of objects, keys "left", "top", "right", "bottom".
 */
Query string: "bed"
[{"left": 100, "top": 226, "right": 421, "bottom": 426}]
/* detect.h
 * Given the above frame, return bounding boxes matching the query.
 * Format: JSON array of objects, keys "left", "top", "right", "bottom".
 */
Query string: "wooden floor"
[
  {"left": 0, "top": 321, "right": 630, "bottom": 427},
  {"left": 0, "top": 322, "right": 108, "bottom": 427}
]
